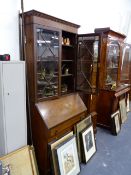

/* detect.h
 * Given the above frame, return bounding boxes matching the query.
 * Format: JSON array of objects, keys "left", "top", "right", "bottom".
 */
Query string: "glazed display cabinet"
[
  {"left": 94, "top": 28, "right": 131, "bottom": 129},
  {"left": 77, "top": 28, "right": 131, "bottom": 129}
]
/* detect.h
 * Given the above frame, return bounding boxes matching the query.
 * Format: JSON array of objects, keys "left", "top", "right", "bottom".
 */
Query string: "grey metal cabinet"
[{"left": 0, "top": 61, "right": 27, "bottom": 156}]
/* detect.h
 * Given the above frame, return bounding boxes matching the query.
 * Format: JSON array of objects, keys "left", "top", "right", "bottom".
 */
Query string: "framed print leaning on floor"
[
  {"left": 74, "top": 115, "right": 92, "bottom": 162},
  {"left": 119, "top": 98, "right": 127, "bottom": 123},
  {"left": 48, "top": 131, "right": 73, "bottom": 175},
  {"left": 54, "top": 135, "right": 80, "bottom": 175},
  {"left": 111, "top": 110, "right": 121, "bottom": 135},
  {"left": 80, "top": 125, "right": 96, "bottom": 163}
]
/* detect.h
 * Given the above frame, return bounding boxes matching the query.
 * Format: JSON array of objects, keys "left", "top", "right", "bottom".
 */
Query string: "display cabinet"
[
  {"left": 22, "top": 10, "right": 92, "bottom": 175},
  {"left": 94, "top": 28, "right": 131, "bottom": 129}
]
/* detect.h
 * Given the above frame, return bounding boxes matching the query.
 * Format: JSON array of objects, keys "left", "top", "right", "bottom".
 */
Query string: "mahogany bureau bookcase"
[{"left": 21, "top": 10, "right": 96, "bottom": 174}]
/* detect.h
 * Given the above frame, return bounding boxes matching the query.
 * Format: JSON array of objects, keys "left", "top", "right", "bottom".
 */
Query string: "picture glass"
[
  {"left": 85, "top": 130, "right": 93, "bottom": 152},
  {"left": 55, "top": 136, "right": 80, "bottom": 175},
  {"left": 81, "top": 125, "right": 96, "bottom": 163},
  {"left": 61, "top": 144, "right": 75, "bottom": 175}
]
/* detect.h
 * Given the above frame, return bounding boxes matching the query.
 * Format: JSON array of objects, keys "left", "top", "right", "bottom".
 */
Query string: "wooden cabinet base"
[{"left": 97, "top": 85, "right": 130, "bottom": 130}]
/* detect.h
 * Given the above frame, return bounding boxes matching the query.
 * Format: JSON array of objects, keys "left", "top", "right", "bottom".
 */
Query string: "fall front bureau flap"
[{"left": 35, "top": 93, "right": 87, "bottom": 129}]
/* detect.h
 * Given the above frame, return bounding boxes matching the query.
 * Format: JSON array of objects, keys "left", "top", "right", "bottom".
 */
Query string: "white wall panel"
[{"left": 0, "top": 0, "right": 131, "bottom": 59}]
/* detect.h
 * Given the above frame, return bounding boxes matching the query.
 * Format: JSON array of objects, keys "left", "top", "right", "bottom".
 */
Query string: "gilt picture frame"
[
  {"left": 54, "top": 135, "right": 80, "bottom": 175},
  {"left": 80, "top": 125, "right": 96, "bottom": 163}
]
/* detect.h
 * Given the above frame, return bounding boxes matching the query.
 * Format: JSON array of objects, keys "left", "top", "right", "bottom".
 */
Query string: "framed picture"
[
  {"left": 111, "top": 110, "right": 121, "bottom": 135},
  {"left": 80, "top": 125, "right": 96, "bottom": 163},
  {"left": 55, "top": 135, "right": 80, "bottom": 175},
  {"left": 127, "top": 94, "right": 130, "bottom": 112},
  {"left": 0, "top": 146, "right": 38, "bottom": 175},
  {"left": 74, "top": 115, "right": 92, "bottom": 162},
  {"left": 119, "top": 98, "right": 127, "bottom": 124},
  {"left": 48, "top": 131, "right": 73, "bottom": 175}
]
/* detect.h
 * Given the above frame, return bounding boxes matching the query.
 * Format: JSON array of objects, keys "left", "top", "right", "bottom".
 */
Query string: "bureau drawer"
[{"left": 49, "top": 112, "right": 86, "bottom": 138}]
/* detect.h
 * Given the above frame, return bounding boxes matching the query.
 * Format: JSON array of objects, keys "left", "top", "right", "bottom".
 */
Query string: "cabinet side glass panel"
[
  {"left": 105, "top": 40, "right": 120, "bottom": 89},
  {"left": 36, "top": 28, "right": 59, "bottom": 100},
  {"left": 120, "top": 44, "right": 131, "bottom": 83},
  {"left": 77, "top": 35, "right": 99, "bottom": 94}
]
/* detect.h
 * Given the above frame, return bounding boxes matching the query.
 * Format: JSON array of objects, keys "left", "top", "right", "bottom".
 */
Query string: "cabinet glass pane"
[
  {"left": 105, "top": 40, "right": 120, "bottom": 88},
  {"left": 120, "top": 44, "right": 131, "bottom": 83},
  {"left": 77, "top": 35, "right": 99, "bottom": 94},
  {"left": 36, "top": 28, "right": 59, "bottom": 99}
]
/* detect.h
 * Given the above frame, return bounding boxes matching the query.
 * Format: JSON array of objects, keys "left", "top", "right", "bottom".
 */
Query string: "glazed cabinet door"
[
  {"left": 36, "top": 26, "right": 61, "bottom": 100},
  {"left": 105, "top": 39, "right": 120, "bottom": 89},
  {"left": 77, "top": 34, "right": 100, "bottom": 94}
]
